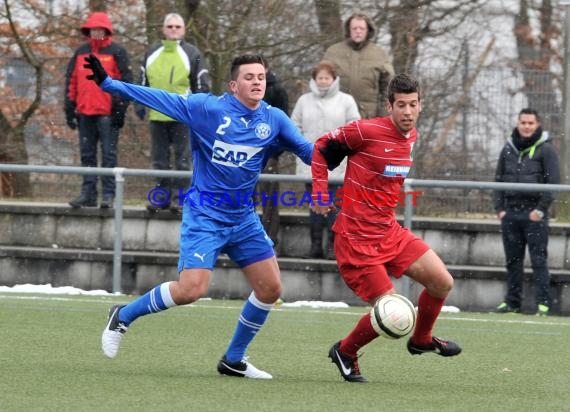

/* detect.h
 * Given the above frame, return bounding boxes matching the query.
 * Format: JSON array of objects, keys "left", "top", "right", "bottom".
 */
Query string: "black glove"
[
  {"left": 319, "top": 139, "right": 353, "bottom": 171},
  {"left": 67, "top": 117, "right": 77, "bottom": 130},
  {"left": 65, "top": 101, "right": 77, "bottom": 130},
  {"left": 111, "top": 110, "right": 125, "bottom": 129},
  {"left": 84, "top": 54, "right": 109, "bottom": 85},
  {"left": 111, "top": 100, "right": 127, "bottom": 129}
]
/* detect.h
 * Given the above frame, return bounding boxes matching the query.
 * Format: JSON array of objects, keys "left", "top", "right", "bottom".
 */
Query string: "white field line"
[{"left": 1, "top": 293, "right": 569, "bottom": 328}]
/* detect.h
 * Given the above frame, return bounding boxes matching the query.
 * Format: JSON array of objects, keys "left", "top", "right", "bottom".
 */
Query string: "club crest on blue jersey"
[
  {"left": 255, "top": 123, "right": 271, "bottom": 139},
  {"left": 212, "top": 140, "right": 263, "bottom": 167},
  {"left": 384, "top": 165, "right": 411, "bottom": 177}
]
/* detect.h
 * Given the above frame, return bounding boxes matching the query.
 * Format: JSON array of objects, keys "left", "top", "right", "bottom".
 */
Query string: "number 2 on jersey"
[{"left": 216, "top": 116, "right": 231, "bottom": 135}]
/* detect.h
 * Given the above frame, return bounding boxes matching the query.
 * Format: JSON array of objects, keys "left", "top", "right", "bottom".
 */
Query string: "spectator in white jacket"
[{"left": 292, "top": 60, "right": 360, "bottom": 259}]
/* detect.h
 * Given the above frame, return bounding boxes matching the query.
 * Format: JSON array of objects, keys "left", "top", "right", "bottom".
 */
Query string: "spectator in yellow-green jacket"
[{"left": 137, "top": 13, "right": 210, "bottom": 214}]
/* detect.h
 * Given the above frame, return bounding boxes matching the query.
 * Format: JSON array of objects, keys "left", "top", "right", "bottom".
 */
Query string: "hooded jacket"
[
  {"left": 493, "top": 127, "right": 560, "bottom": 214},
  {"left": 64, "top": 12, "right": 133, "bottom": 119},
  {"left": 292, "top": 76, "right": 360, "bottom": 179},
  {"left": 323, "top": 15, "right": 394, "bottom": 119}
]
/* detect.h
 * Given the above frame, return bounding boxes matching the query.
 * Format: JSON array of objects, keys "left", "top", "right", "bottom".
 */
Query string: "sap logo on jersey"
[{"left": 212, "top": 140, "right": 263, "bottom": 167}]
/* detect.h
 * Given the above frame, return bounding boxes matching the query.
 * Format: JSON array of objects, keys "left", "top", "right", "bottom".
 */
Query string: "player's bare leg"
[
  {"left": 102, "top": 269, "right": 210, "bottom": 358},
  {"left": 405, "top": 249, "right": 462, "bottom": 356}
]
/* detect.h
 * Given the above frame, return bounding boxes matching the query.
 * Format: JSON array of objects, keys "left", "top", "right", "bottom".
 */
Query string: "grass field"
[{"left": 1, "top": 293, "right": 569, "bottom": 412}]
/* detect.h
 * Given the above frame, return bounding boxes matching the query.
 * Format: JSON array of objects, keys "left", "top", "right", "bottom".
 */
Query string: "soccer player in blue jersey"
[{"left": 85, "top": 53, "right": 313, "bottom": 379}]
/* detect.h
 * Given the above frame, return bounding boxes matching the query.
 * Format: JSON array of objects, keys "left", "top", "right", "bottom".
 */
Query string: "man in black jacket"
[{"left": 493, "top": 108, "right": 560, "bottom": 316}]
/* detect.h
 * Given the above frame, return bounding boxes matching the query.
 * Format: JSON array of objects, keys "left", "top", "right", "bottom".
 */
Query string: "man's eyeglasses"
[{"left": 166, "top": 25, "right": 182, "bottom": 29}]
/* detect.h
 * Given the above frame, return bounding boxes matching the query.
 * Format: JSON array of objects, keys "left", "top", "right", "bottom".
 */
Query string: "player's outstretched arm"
[
  {"left": 84, "top": 54, "right": 192, "bottom": 124},
  {"left": 277, "top": 114, "right": 313, "bottom": 165}
]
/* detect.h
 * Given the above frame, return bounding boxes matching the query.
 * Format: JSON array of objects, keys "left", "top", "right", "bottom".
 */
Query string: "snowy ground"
[{"left": 0, "top": 283, "right": 460, "bottom": 312}]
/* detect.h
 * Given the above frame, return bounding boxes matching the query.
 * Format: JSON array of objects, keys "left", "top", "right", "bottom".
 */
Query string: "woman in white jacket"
[{"left": 292, "top": 60, "right": 361, "bottom": 259}]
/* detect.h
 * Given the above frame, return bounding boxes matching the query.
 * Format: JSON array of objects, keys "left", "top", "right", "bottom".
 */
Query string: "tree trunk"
[
  {"left": 143, "top": 0, "right": 178, "bottom": 44},
  {"left": 314, "top": 0, "right": 343, "bottom": 50},
  {"left": 514, "top": 0, "right": 566, "bottom": 218},
  {"left": 389, "top": 0, "right": 420, "bottom": 73},
  {"left": 0, "top": 126, "right": 32, "bottom": 197},
  {"left": 88, "top": 0, "right": 107, "bottom": 12},
  {"left": 182, "top": 0, "right": 201, "bottom": 18}
]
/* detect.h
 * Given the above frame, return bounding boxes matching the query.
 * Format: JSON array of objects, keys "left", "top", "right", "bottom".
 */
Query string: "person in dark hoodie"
[
  {"left": 493, "top": 108, "right": 560, "bottom": 316},
  {"left": 257, "top": 62, "right": 289, "bottom": 248},
  {"left": 64, "top": 12, "right": 133, "bottom": 209},
  {"left": 323, "top": 13, "right": 394, "bottom": 118}
]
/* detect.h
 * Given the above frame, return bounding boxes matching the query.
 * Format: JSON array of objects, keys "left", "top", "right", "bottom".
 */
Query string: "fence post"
[
  {"left": 112, "top": 168, "right": 126, "bottom": 294},
  {"left": 403, "top": 179, "right": 414, "bottom": 230},
  {"left": 401, "top": 180, "right": 415, "bottom": 298}
]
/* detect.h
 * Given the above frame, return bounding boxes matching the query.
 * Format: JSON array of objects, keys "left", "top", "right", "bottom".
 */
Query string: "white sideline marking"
[{"left": 1, "top": 293, "right": 569, "bottom": 328}]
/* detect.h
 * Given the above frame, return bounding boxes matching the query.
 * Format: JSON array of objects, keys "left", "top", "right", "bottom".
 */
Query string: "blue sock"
[
  {"left": 224, "top": 292, "right": 274, "bottom": 363},
  {"left": 118, "top": 282, "right": 176, "bottom": 326}
]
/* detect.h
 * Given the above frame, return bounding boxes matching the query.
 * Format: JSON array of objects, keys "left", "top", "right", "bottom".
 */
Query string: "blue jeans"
[
  {"left": 150, "top": 121, "right": 191, "bottom": 203},
  {"left": 77, "top": 115, "right": 119, "bottom": 198},
  {"left": 501, "top": 210, "right": 551, "bottom": 308}
]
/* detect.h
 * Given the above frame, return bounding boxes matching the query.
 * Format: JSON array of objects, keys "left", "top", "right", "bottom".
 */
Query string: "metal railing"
[{"left": 1, "top": 163, "right": 569, "bottom": 295}]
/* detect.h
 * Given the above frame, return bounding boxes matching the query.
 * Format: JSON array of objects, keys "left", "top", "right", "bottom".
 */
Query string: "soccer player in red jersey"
[{"left": 311, "top": 73, "right": 462, "bottom": 383}]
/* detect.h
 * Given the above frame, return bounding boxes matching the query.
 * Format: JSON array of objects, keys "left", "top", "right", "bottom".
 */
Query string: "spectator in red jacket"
[{"left": 64, "top": 12, "right": 133, "bottom": 208}]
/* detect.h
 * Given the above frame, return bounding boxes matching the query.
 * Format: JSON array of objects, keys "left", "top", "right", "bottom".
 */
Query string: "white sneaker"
[
  {"left": 217, "top": 356, "right": 272, "bottom": 379},
  {"left": 101, "top": 305, "right": 128, "bottom": 359}
]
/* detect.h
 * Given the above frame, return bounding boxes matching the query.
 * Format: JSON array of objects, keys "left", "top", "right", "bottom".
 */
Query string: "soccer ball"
[{"left": 370, "top": 293, "right": 416, "bottom": 339}]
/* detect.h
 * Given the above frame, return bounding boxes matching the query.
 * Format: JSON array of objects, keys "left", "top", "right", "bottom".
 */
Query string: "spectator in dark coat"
[
  {"left": 493, "top": 108, "right": 560, "bottom": 316},
  {"left": 258, "top": 65, "right": 289, "bottom": 247}
]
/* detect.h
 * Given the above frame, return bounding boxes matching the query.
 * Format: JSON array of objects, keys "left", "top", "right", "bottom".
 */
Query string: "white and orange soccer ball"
[{"left": 370, "top": 293, "right": 416, "bottom": 339}]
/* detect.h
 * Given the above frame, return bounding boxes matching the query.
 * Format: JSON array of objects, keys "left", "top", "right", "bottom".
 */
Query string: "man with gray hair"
[
  {"left": 137, "top": 13, "right": 210, "bottom": 214},
  {"left": 324, "top": 13, "right": 394, "bottom": 118}
]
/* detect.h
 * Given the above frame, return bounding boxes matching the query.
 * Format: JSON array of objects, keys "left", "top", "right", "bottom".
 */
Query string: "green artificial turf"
[{"left": 1, "top": 294, "right": 569, "bottom": 412}]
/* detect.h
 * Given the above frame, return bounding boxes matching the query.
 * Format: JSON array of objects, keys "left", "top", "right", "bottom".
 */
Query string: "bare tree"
[
  {"left": 186, "top": 0, "right": 323, "bottom": 94},
  {"left": 514, "top": 0, "right": 561, "bottom": 130},
  {"left": 0, "top": 0, "right": 565, "bottom": 211},
  {"left": 513, "top": 0, "right": 565, "bottom": 217},
  {"left": 0, "top": 0, "right": 50, "bottom": 195},
  {"left": 314, "top": 0, "right": 343, "bottom": 50},
  {"left": 88, "top": 0, "right": 106, "bottom": 12},
  {"left": 0, "top": 0, "right": 147, "bottom": 197}
]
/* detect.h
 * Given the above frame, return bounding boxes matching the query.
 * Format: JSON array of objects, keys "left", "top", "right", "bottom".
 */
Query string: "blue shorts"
[{"left": 177, "top": 210, "right": 275, "bottom": 272}]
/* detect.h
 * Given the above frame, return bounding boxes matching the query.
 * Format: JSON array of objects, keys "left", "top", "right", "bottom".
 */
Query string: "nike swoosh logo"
[
  {"left": 221, "top": 361, "right": 245, "bottom": 374},
  {"left": 335, "top": 352, "right": 352, "bottom": 375},
  {"left": 385, "top": 148, "right": 394, "bottom": 152}
]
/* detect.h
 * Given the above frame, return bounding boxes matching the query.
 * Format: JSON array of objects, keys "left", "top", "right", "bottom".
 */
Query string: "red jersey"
[{"left": 311, "top": 116, "right": 416, "bottom": 240}]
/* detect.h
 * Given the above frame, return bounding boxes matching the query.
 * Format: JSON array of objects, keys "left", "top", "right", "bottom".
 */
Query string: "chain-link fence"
[{"left": 0, "top": 56, "right": 564, "bottom": 216}]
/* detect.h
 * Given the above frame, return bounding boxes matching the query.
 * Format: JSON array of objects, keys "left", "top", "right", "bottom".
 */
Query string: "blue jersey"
[{"left": 101, "top": 78, "right": 313, "bottom": 224}]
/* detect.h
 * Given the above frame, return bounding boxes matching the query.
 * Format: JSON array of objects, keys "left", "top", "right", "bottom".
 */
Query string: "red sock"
[
  {"left": 339, "top": 312, "right": 379, "bottom": 357},
  {"left": 411, "top": 289, "right": 445, "bottom": 346}
]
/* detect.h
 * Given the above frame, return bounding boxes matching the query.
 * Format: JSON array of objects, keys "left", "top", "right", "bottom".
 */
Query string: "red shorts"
[{"left": 334, "top": 225, "right": 429, "bottom": 303}]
